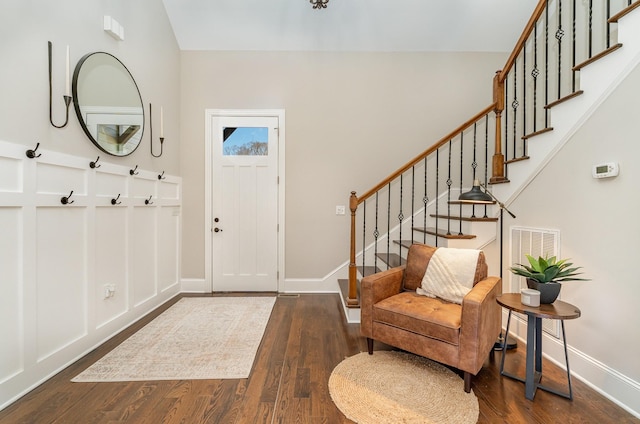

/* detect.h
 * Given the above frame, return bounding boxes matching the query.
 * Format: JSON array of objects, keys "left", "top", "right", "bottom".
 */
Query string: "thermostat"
[{"left": 592, "top": 162, "right": 619, "bottom": 179}]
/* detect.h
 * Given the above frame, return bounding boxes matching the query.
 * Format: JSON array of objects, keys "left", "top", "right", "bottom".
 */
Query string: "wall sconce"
[
  {"left": 48, "top": 41, "right": 72, "bottom": 128},
  {"left": 149, "top": 103, "right": 164, "bottom": 157}
]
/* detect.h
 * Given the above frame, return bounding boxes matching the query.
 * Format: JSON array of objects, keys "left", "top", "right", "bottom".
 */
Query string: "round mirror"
[{"left": 72, "top": 52, "right": 144, "bottom": 156}]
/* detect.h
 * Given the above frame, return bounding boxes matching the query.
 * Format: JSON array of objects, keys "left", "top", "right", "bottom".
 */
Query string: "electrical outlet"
[
  {"left": 336, "top": 205, "right": 346, "bottom": 215},
  {"left": 103, "top": 284, "right": 116, "bottom": 299}
]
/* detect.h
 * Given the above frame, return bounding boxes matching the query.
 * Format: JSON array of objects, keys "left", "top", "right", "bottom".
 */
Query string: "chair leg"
[
  {"left": 463, "top": 372, "right": 472, "bottom": 393},
  {"left": 367, "top": 338, "right": 373, "bottom": 354}
]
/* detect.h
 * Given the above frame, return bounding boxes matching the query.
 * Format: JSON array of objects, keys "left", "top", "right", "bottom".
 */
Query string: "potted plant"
[{"left": 510, "top": 254, "right": 588, "bottom": 304}]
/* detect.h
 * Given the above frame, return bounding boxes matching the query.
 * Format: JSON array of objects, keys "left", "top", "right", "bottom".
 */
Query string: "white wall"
[
  {"left": 0, "top": 0, "right": 180, "bottom": 173},
  {"left": 0, "top": 0, "right": 182, "bottom": 410},
  {"left": 179, "top": 50, "right": 508, "bottom": 282},
  {"left": 497, "top": 62, "right": 640, "bottom": 415}
]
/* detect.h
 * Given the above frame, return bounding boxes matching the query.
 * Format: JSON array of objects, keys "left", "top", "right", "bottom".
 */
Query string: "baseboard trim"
[
  {"left": 181, "top": 278, "right": 208, "bottom": 293},
  {"left": 501, "top": 310, "right": 640, "bottom": 418}
]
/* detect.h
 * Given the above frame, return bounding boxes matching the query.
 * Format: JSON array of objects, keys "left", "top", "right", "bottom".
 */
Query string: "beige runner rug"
[{"left": 72, "top": 297, "right": 276, "bottom": 382}]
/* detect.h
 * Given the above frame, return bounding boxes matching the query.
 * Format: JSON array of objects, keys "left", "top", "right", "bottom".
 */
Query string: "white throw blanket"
[{"left": 417, "top": 247, "right": 480, "bottom": 304}]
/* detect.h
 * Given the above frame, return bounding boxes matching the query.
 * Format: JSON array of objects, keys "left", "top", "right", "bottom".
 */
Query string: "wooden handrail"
[
  {"left": 499, "top": 0, "right": 548, "bottom": 83},
  {"left": 356, "top": 103, "right": 496, "bottom": 205},
  {"left": 609, "top": 0, "right": 640, "bottom": 23}
]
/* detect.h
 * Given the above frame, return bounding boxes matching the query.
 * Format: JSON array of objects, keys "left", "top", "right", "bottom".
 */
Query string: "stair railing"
[
  {"left": 347, "top": 105, "right": 496, "bottom": 306},
  {"left": 494, "top": 0, "right": 639, "bottom": 180},
  {"left": 347, "top": 0, "right": 640, "bottom": 307}
]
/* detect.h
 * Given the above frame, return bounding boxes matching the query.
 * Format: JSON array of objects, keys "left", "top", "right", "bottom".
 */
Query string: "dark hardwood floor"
[{"left": 1, "top": 293, "right": 637, "bottom": 423}]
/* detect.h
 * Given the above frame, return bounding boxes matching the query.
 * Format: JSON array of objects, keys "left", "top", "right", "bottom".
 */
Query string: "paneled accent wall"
[{"left": 0, "top": 140, "right": 181, "bottom": 409}]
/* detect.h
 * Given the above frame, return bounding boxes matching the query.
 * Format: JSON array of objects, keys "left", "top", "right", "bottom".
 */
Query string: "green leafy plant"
[{"left": 510, "top": 254, "right": 588, "bottom": 283}]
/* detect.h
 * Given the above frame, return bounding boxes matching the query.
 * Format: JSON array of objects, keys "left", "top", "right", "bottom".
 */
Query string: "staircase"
[{"left": 340, "top": 0, "right": 640, "bottom": 323}]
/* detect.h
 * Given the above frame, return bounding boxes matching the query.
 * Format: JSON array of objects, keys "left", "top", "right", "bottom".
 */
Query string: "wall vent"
[{"left": 510, "top": 226, "right": 561, "bottom": 338}]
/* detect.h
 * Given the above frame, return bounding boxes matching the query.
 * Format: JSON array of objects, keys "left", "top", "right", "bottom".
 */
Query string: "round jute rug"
[{"left": 328, "top": 351, "right": 479, "bottom": 424}]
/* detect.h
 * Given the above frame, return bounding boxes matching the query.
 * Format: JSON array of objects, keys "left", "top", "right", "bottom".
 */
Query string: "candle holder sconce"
[
  {"left": 48, "top": 41, "right": 72, "bottom": 128},
  {"left": 149, "top": 103, "right": 164, "bottom": 157}
]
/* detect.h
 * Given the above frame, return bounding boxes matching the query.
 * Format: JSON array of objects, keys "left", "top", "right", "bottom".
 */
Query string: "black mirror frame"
[{"left": 72, "top": 52, "right": 144, "bottom": 157}]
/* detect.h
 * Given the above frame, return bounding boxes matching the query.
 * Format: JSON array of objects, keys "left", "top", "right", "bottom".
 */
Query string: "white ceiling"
[{"left": 162, "top": 0, "right": 539, "bottom": 52}]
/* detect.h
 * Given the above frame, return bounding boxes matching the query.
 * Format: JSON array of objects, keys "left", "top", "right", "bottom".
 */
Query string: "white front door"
[{"left": 211, "top": 116, "right": 279, "bottom": 291}]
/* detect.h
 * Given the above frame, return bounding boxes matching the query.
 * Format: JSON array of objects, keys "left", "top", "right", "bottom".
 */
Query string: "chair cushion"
[
  {"left": 402, "top": 244, "right": 438, "bottom": 291},
  {"left": 372, "top": 292, "right": 461, "bottom": 345},
  {"left": 402, "top": 243, "right": 488, "bottom": 292}
]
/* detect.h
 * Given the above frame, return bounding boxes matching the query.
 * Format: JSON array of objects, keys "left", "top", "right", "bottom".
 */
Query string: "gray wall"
[
  {"left": 179, "top": 50, "right": 508, "bottom": 279},
  {"left": 0, "top": 0, "right": 181, "bottom": 174}
]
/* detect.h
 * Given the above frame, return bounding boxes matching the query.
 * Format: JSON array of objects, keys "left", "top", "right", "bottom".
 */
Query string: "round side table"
[{"left": 497, "top": 293, "right": 581, "bottom": 400}]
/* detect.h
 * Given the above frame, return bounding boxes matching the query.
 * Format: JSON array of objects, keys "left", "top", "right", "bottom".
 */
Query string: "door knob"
[{"left": 214, "top": 227, "right": 222, "bottom": 232}]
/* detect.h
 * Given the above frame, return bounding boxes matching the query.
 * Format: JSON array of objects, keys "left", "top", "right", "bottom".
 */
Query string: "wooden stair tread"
[
  {"left": 573, "top": 43, "right": 623, "bottom": 70},
  {"left": 393, "top": 240, "right": 416, "bottom": 249},
  {"left": 410, "top": 227, "right": 477, "bottom": 239},
  {"left": 505, "top": 156, "right": 530, "bottom": 165},
  {"left": 449, "top": 200, "right": 496, "bottom": 205},
  {"left": 430, "top": 214, "right": 498, "bottom": 222},
  {"left": 357, "top": 265, "right": 379, "bottom": 277},
  {"left": 522, "top": 127, "right": 553, "bottom": 140},
  {"left": 545, "top": 90, "right": 584, "bottom": 109},
  {"left": 376, "top": 252, "right": 406, "bottom": 267}
]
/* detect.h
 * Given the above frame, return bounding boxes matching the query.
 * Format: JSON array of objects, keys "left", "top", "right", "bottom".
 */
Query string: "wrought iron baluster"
[
  {"left": 363, "top": 201, "right": 367, "bottom": 273},
  {"left": 411, "top": 167, "right": 415, "bottom": 245},
  {"left": 483, "top": 114, "right": 489, "bottom": 218},
  {"left": 470, "top": 123, "right": 478, "bottom": 219},
  {"left": 458, "top": 132, "right": 464, "bottom": 235},
  {"left": 512, "top": 54, "right": 519, "bottom": 159},
  {"left": 423, "top": 157, "right": 428, "bottom": 244},
  {"left": 572, "top": 0, "right": 577, "bottom": 92},
  {"left": 505, "top": 74, "right": 510, "bottom": 162},
  {"left": 522, "top": 45, "right": 527, "bottom": 156},
  {"left": 545, "top": 0, "right": 550, "bottom": 128},
  {"left": 446, "top": 140, "right": 452, "bottom": 236},
  {"left": 386, "top": 183, "right": 391, "bottom": 267},
  {"left": 532, "top": 20, "right": 539, "bottom": 133},
  {"left": 398, "top": 174, "right": 404, "bottom": 259},
  {"left": 556, "top": 0, "right": 564, "bottom": 100},
  {"left": 605, "top": 0, "right": 610, "bottom": 50},
  {"left": 374, "top": 192, "right": 380, "bottom": 269},
  {"left": 435, "top": 149, "right": 439, "bottom": 247}
]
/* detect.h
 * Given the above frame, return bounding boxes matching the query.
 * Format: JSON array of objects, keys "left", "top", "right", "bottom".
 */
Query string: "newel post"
[
  {"left": 348, "top": 191, "right": 359, "bottom": 306},
  {"left": 490, "top": 70, "right": 508, "bottom": 184}
]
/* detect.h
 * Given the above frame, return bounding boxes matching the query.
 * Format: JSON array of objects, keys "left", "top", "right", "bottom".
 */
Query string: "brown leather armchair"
[{"left": 360, "top": 243, "right": 502, "bottom": 393}]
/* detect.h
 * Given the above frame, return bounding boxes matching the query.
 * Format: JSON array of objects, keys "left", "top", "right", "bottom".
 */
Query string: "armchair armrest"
[
  {"left": 360, "top": 266, "right": 405, "bottom": 338},
  {"left": 458, "top": 276, "right": 502, "bottom": 374}
]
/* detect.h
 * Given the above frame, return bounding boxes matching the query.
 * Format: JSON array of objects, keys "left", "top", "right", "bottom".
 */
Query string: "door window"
[{"left": 223, "top": 127, "right": 268, "bottom": 156}]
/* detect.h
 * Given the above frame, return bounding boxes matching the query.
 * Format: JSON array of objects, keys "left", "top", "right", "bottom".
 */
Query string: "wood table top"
[{"left": 497, "top": 293, "right": 581, "bottom": 320}]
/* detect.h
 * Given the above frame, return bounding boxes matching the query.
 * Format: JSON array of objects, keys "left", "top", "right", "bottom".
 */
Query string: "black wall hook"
[
  {"left": 26, "top": 142, "right": 42, "bottom": 159},
  {"left": 60, "top": 190, "right": 74, "bottom": 205},
  {"left": 129, "top": 165, "right": 139, "bottom": 175},
  {"left": 111, "top": 193, "right": 121, "bottom": 205},
  {"left": 90, "top": 156, "right": 101, "bottom": 169},
  {"left": 158, "top": 171, "right": 165, "bottom": 180},
  {"left": 144, "top": 195, "right": 153, "bottom": 205}
]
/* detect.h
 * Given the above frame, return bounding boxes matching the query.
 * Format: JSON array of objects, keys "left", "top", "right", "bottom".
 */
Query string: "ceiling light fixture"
[{"left": 310, "top": 0, "right": 328, "bottom": 10}]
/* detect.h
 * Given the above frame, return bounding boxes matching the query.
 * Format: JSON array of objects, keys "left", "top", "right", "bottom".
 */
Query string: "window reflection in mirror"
[{"left": 72, "top": 52, "right": 144, "bottom": 156}]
